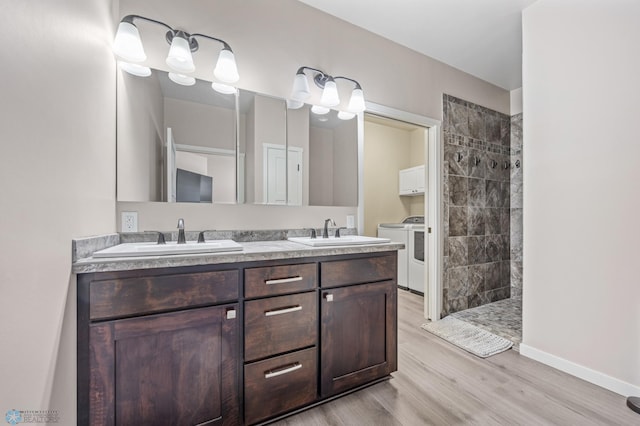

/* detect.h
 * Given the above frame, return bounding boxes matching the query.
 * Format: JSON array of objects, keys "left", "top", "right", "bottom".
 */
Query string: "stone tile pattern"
[
  {"left": 510, "top": 113, "right": 523, "bottom": 297},
  {"left": 450, "top": 296, "right": 522, "bottom": 350},
  {"left": 442, "top": 94, "right": 512, "bottom": 315}
]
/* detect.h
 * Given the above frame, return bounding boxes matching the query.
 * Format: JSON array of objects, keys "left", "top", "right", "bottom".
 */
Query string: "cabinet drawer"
[
  {"left": 245, "top": 263, "right": 317, "bottom": 298},
  {"left": 244, "top": 347, "right": 317, "bottom": 425},
  {"left": 89, "top": 270, "right": 239, "bottom": 320},
  {"left": 245, "top": 292, "right": 317, "bottom": 361},
  {"left": 320, "top": 254, "right": 396, "bottom": 288}
]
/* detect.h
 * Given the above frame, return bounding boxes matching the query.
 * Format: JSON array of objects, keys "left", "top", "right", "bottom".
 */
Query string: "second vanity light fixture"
[
  {"left": 289, "top": 66, "right": 366, "bottom": 120},
  {"left": 113, "top": 15, "right": 239, "bottom": 93}
]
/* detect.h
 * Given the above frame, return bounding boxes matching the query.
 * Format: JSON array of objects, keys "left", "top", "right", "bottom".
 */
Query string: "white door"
[
  {"left": 166, "top": 128, "right": 176, "bottom": 203},
  {"left": 287, "top": 148, "right": 302, "bottom": 205},
  {"left": 265, "top": 145, "right": 287, "bottom": 204}
]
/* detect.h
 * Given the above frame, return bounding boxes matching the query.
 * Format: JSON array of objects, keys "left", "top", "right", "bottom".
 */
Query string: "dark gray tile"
[
  {"left": 468, "top": 236, "right": 486, "bottom": 265},
  {"left": 468, "top": 149, "right": 485, "bottom": 179},
  {"left": 486, "top": 180, "right": 501, "bottom": 208},
  {"left": 510, "top": 114, "right": 523, "bottom": 147},
  {"left": 468, "top": 264, "right": 486, "bottom": 296},
  {"left": 485, "top": 113, "right": 502, "bottom": 144},
  {"left": 448, "top": 237, "right": 468, "bottom": 267},
  {"left": 484, "top": 262, "right": 502, "bottom": 291},
  {"left": 468, "top": 207, "right": 485, "bottom": 235},
  {"left": 449, "top": 176, "right": 468, "bottom": 206},
  {"left": 486, "top": 235, "right": 503, "bottom": 262},
  {"left": 485, "top": 208, "right": 500, "bottom": 235},
  {"left": 468, "top": 178, "right": 485, "bottom": 206},
  {"left": 449, "top": 207, "right": 468, "bottom": 236},
  {"left": 510, "top": 208, "right": 523, "bottom": 261},
  {"left": 501, "top": 116, "right": 511, "bottom": 146},
  {"left": 511, "top": 261, "right": 523, "bottom": 293},
  {"left": 446, "top": 266, "right": 469, "bottom": 299},
  {"left": 446, "top": 296, "right": 468, "bottom": 315},
  {"left": 485, "top": 152, "right": 500, "bottom": 181},
  {"left": 500, "top": 261, "right": 511, "bottom": 287},
  {"left": 500, "top": 208, "right": 511, "bottom": 235},
  {"left": 468, "top": 108, "right": 485, "bottom": 140},
  {"left": 510, "top": 182, "right": 523, "bottom": 208},
  {"left": 445, "top": 145, "right": 469, "bottom": 177},
  {"left": 501, "top": 234, "right": 511, "bottom": 261},
  {"left": 448, "top": 101, "right": 469, "bottom": 136}
]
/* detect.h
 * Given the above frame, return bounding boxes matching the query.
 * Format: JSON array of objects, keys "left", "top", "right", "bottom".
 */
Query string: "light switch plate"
[
  {"left": 346, "top": 215, "right": 355, "bottom": 228},
  {"left": 121, "top": 211, "right": 138, "bottom": 233}
]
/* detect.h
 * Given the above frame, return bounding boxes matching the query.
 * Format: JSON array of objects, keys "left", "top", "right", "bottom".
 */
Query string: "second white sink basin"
[
  {"left": 93, "top": 240, "right": 243, "bottom": 258},
  {"left": 288, "top": 235, "right": 390, "bottom": 247}
]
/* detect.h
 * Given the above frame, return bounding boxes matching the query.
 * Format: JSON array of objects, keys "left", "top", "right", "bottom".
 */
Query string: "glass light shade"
[
  {"left": 290, "top": 73, "right": 311, "bottom": 102},
  {"left": 311, "top": 105, "right": 330, "bottom": 115},
  {"left": 119, "top": 61, "right": 151, "bottom": 77},
  {"left": 213, "top": 49, "right": 239, "bottom": 84},
  {"left": 166, "top": 35, "right": 195, "bottom": 73},
  {"left": 211, "top": 82, "right": 237, "bottom": 95},
  {"left": 337, "top": 111, "right": 356, "bottom": 120},
  {"left": 113, "top": 21, "right": 146, "bottom": 62},
  {"left": 286, "top": 99, "right": 304, "bottom": 109},
  {"left": 168, "top": 72, "right": 195, "bottom": 86},
  {"left": 320, "top": 79, "right": 340, "bottom": 107},
  {"left": 347, "top": 88, "right": 366, "bottom": 113}
]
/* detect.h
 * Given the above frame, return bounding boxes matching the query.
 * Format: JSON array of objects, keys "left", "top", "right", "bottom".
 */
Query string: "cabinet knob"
[
  {"left": 325, "top": 293, "right": 334, "bottom": 302},
  {"left": 226, "top": 309, "right": 236, "bottom": 320}
]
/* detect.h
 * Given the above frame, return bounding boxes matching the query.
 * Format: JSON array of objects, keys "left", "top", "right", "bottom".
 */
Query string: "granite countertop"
[{"left": 72, "top": 237, "right": 404, "bottom": 274}]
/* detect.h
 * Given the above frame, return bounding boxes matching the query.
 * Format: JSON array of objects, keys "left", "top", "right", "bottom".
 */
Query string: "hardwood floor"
[{"left": 273, "top": 289, "right": 638, "bottom": 425}]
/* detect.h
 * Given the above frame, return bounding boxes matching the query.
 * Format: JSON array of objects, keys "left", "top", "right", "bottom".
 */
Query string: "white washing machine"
[
  {"left": 377, "top": 216, "right": 424, "bottom": 291},
  {"left": 407, "top": 224, "right": 425, "bottom": 295}
]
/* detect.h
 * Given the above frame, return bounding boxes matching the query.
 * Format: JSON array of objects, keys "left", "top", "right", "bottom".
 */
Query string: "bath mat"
[{"left": 421, "top": 316, "right": 513, "bottom": 358}]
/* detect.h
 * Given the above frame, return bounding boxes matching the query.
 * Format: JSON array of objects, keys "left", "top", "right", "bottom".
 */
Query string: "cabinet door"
[
  {"left": 89, "top": 305, "right": 239, "bottom": 426},
  {"left": 415, "top": 165, "right": 425, "bottom": 193},
  {"left": 399, "top": 168, "right": 415, "bottom": 195},
  {"left": 320, "top": 281, "right": 397, "bottom": 397}
]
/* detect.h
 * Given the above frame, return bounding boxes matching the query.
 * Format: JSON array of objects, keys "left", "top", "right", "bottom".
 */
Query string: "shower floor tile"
[{"left": 450, "top": 297, "right": 522, "bottom": 350}]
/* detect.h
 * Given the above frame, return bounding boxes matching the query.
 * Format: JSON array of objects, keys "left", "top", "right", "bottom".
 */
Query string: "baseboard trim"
[{"left": 520, "top": 343, "right": 640, "bottom": 397}]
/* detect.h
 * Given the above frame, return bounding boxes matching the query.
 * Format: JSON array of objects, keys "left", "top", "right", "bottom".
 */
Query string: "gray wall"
[{"left": 443, "top": 94, "right": 512, "bottom": 315}]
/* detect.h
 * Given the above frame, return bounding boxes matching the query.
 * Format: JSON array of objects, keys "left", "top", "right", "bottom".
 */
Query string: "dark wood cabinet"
[
  {"left": 89, "top": 305, "right": 239, "bottom": 426},
  {"left": 79, "top": 251, "right": 397, "bottom": 425},
  {"left": 320, "top": 280, "right": 397, "bottom": 397}
]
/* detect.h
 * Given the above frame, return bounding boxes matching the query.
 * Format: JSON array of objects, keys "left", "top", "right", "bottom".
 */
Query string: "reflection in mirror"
[
  {"left": 306, "top": 108, "right": 358, "bottom": 206},
  {"left": 117, "top": 67, "right": 237, "bottom": 203},
  {"left": 238, "top": 90, "right": 291, "bottom": 205}
]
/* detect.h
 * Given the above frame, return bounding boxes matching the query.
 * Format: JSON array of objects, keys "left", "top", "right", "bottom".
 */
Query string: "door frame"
[{"left": 361, "top": 103, "right": 443, "bottom": 321}]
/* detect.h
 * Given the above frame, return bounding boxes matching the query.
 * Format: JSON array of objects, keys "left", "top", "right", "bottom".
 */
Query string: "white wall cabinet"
[{"left": 399, "top": 165, "right": 425, "bottom": 196}]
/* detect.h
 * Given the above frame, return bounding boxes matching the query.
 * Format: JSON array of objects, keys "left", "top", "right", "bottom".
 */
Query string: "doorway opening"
[{"left": 360, "top": 104, "right": 443, "bottom": 321}]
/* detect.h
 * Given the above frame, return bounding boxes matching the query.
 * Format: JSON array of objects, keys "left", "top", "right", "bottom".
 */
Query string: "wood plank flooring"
[{"left": 273, "top": 289, "right": 638, "bottom": 425}]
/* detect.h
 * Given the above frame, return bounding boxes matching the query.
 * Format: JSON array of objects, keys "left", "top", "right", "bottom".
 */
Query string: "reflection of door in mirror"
[
  {"left": 117, "top": 69, "right": 237, "bottom": 203},
  {"left": 308, "top": 110, "right": 358, "bottom": 206},
  {"left": 262, "top": 145, "right": 303, "bottom": 205}
]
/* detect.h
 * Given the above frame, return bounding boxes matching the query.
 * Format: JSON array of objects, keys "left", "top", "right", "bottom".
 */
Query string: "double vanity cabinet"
[{"left": 76, "top": 243, "right": 398, "bottom": 425}]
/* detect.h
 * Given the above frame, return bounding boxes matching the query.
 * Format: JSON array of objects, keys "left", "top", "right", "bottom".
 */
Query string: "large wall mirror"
[{"left": 117, "top": 69, "right": 358, "bottom": 207}]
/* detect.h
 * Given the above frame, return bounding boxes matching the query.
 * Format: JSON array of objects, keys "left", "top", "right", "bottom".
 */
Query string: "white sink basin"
[
  {"left": 287, "top": 235, "right": 390, "bottom": 247},
  {"left": 93, "top": 240, "right": 243, "bottom": 258}
]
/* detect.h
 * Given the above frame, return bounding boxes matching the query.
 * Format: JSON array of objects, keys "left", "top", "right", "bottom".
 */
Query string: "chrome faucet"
[
  {"left": 177, "top": 218, "right": 186, "bottom": 244},
  {"left": 323, "top": 218, "right": 335, "bottom": 239}
]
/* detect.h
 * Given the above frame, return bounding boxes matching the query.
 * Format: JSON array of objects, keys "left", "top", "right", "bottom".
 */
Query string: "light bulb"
[
  {"left": 320, "top": 78, "right": 340, "bottom": 107},
  {"left": 291, "top": 72, "right": 310, "bottom": 102},
  {"left": 211, "top": 82, "right": 237, "bottom": 94},
  {"left": 214, "top": 48, "right": 239, "bottom": 84},
  {"left": 166, "top": 33, "right": 195, "bottom": 73},
  {"left": 113, "top": 21, "right": 146, "bottom": 63},
  {"left": 347, "top": 87, "right": 366, "bottom": 113},
  {"left": 337, "top": 111, "right": 356, "bottom": 120},
  {"left": 287, "top": 99, "right": 304, "bottom": 109},
  {"left": 311, "top": 105, "right": 330, "bottom": 115},
  {"left": 168, "top": 73, "right": 195, "bottom": 86},
  {"left": 119, "top": 61, "right": 151, "bottom": 77}
]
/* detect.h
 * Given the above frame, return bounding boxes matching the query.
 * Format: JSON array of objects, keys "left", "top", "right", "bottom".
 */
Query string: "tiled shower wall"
[
  {"left": 442, "top": 94, "right": 511, "bottom": 315},
  {"left": 510, "top": 113, "right": 523, "bottom": 297}
]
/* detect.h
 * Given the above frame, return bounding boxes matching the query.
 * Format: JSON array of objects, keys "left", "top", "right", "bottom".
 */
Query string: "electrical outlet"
[
  {"left": 346, "top": 215, "right": 355, "bottom": 229},
  {"left": 121, "top": 211, "right": 138, "bottom": 233}
]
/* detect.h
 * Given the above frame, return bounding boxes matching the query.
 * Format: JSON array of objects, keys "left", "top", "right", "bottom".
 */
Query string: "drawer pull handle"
[
  {"left": 264, "top": 305, "right": 302, "bottom": 317},
  {"left": 264, "top": 362, "right": 302, "bottom": 379},
  {"left": 265, "top": 276, "right": 303, "bottom": 285}
]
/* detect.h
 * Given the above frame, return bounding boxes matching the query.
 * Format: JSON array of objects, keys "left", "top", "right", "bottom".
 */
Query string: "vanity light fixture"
[
  {"left": 113, "top": 15, "right": 240, "bottom": 89},
  {"left": 289, "top": 66, "right": 366, "bottom": 117}
]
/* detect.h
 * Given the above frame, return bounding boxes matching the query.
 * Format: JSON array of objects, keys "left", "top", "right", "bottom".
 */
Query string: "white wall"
[
  {"left": 521, "top": 0, "right": 640, "bottom": 395},
  {"left": 0, "top": 0, "right": 116, "bottom": 423},
  {"left": 510, "top": 87, "right": 523, "bottom": 115}
]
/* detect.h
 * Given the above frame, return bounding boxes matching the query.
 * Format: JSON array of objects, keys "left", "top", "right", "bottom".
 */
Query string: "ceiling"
[{"left": 298, "top": 0, "right": 537, "bottom": 90}]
